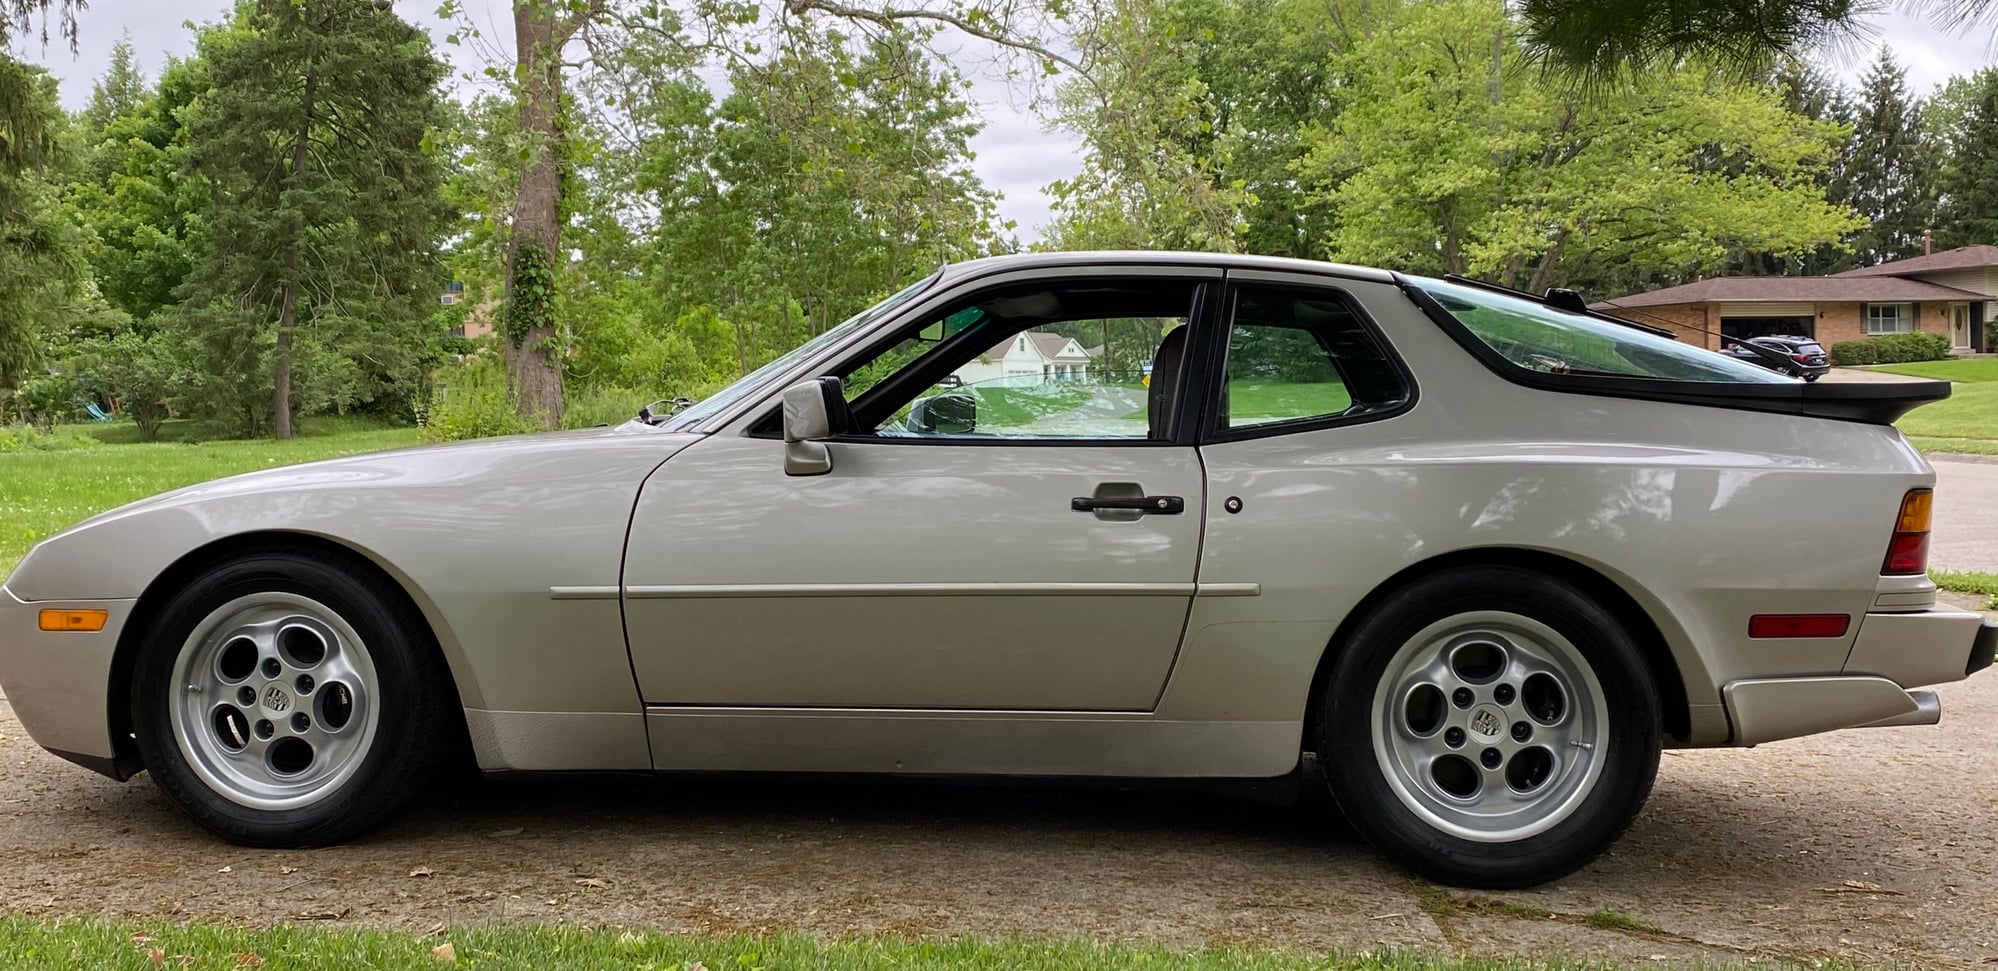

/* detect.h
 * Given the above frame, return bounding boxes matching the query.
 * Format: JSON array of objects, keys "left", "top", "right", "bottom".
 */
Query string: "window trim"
[
  {"left": 1194, "top": 278, "right": 1419, "bottom": 444},
  {"left": 1864, "top": 302, "right": 1915, "bottom": 335},
  {"left": 747, "top": 275, "right": 1221, "bottom": 447}
]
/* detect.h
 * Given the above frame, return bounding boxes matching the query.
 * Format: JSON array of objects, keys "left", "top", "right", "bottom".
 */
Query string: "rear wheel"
[
  {"left": 132, "top": 550, "right": 452, "bottom": 846},
  {"left": 1318, "top": 566, "right": 1661, "bottom": 888}
]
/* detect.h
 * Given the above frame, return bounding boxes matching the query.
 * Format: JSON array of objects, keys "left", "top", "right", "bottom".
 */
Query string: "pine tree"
[
  {"left": 181, "top": 0, "right": 450, "bottom": 438},
  {"left": 78, "top": 36, "right": 145, "bottom": 137},
  {"left": 1935, "top": 72, "right": 1998, "bottom": 249},
  {"left": 1843, "top": 51, "right": 1937, "bottom": 267}
]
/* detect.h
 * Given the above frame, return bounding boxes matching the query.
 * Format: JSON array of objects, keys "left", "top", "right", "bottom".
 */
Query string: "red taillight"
[
  {"left": 1791, "top": 353, "right": 1812, "bottom": 363},
  {"left": 1882, "top": 489, "right": 1933, "bottom": 575},
  {"left": 1884, "top": 531, "right": 1931, "bottom": 574},
  {"left": 1748, "top": 614, "right": 1852, "bottom": 638}
]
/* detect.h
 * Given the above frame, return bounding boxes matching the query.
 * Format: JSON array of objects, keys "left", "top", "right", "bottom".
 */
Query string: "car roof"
[
  {"left": 935, "top": 251, "right": 1396, "bottom": 286},
  {"left": 1749, "top": 335, "right": 1818, "bottom": 344}
]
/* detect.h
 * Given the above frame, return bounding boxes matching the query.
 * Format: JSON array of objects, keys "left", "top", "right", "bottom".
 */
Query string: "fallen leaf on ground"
[
  {"left": 294, "top": 909, "right": 349, "bottom": 921},
  {"left": 431, "top": 942, "right": 456, "bottom": 963},
  {"left": 216, "top": 866, "right": 233, "bottom": 874},
  {"left": 575, "top": 878, "right": 608, "bottom": 890},
  {"left": 426, "top": 921, "right": 447, "bottom": 936},
  {"left": 409, "top": 866, "right": 435, "bottom": 878},
  {"left": 277, "top": 866, "right": 298, "bottom": 875},
  {"left": 235, "top": 954, "right": 264, "bottom": 968},
  {"left": 146, "top": 948, "right": 165, "bottom": 966},
  {"left": 130, "top": 932, "right": 154, "bottom": 945}
]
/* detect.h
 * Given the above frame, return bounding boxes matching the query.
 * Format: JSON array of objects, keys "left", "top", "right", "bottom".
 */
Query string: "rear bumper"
[
  {"left": 0, "top": 585, "right": 135, "bottom": 774},
  {"left": 1722, "top": 608, "right": 1995, "bottom": 746}
]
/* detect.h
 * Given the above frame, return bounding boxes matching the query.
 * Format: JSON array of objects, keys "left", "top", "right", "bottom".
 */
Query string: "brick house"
[{"left": 1590, "top": 244, "right": 1998, "bottom": 353}]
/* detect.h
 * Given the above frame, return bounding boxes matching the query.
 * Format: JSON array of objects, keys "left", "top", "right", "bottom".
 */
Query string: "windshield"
[
  {"left": 1413, "top": 277, "right": 1793, "bottom": 384},
  {"left": 661, "top": 270, "right": 943, "bottom": 429}
]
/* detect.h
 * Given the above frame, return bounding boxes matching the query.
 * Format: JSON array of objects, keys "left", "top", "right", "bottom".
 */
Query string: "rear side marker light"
[
  {"left": 1748, "top": 614, "right": 1851, "bottom": 639},
  {"left": 1883, "top": 489, "right": 1933, "bottom": 576},
  {"left": 38, "top": 609, "right": 109, "bottom": 632}
]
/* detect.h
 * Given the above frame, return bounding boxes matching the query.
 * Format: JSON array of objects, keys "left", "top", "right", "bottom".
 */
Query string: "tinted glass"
[
  {"left": 1220, "top": 287, "right": 1408, "bottom": 430},
  {"left": 1415, "top": 277, "right": 1792, "bottom": 383}
]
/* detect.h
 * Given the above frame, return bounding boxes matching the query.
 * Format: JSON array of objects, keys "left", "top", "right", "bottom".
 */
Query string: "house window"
[{"left": 1865, "top": 303, "right": 1914, "bottom": 335}]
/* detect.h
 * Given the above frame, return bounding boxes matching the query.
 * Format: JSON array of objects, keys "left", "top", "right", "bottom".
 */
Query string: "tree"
[
  {"left": 0, "top": 57, "right": 82, "bottom": 395},
  {"left": 1843, "top": 51, "right": 1936, "bottom": 266},
  {"left": 180, "top": 0, "right": 451, "bottom": 438},
  {"left": 78, "top": 37, "right": 147, "bottom": 136},
  {"left": 1935, "top": 71, "right": 1998, "bottom": 248},
  {"left": 1298, "top": 0, "right": 1859, "bottom": 294}
]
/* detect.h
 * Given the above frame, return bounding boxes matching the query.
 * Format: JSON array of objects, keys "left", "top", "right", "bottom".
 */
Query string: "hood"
[{"left": 57, "top": 422, "right": 695, "bottom": 538}]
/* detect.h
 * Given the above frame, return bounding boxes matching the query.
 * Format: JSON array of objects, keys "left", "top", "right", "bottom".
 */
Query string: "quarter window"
[
  {"left": 1865, "top": 302, "right": 1914, "bottom": 335},
  {"left": 1219, "top": 287, "right": 1410, "bottom": 430}
]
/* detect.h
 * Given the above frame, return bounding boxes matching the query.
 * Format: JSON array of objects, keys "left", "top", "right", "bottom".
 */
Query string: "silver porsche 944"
[{"left": 3, "top": 252, "right": 1991, "bottom": 888}]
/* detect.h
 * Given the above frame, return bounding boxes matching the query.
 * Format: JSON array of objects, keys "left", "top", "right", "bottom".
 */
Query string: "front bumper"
[
  {"left": 0, "top": 585, "right": 136, "bottom": 773},
  {"left": 1722, "top": 607, "right": 1995, "bottom": 746}
]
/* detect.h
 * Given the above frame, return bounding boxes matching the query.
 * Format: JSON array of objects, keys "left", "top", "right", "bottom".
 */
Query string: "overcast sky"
[{"left": 12, "top": 1, "right": 1996, "bottom": 241}]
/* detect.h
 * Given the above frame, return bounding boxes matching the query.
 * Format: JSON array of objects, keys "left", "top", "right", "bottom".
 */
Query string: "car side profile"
[
  {"left": 2, "top": 252, "right": 1992, "bottom": 888},
  {"left": 1722, "top": 335, "right": 1832, "bottom": 381}
]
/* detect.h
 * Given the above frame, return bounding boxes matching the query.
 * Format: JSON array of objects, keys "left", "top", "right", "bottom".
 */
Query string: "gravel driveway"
[{"left": 5, "top": 616, "right": 1998, "bottom": 970}]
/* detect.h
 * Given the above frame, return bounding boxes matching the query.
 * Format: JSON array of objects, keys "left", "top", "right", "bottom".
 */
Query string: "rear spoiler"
[{"left": 1400, "top": 277, "right": 1952, "bottom": 425}]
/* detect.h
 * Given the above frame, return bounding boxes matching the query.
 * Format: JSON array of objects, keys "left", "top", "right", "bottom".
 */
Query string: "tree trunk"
[
  {"left": 503, "top": 1, "right": 577, "bottom": 430},
  {"left": 274, "top": 65, "right": 318, "bottom": 441}
]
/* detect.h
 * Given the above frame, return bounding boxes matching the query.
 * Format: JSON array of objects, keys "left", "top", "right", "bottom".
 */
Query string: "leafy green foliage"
[
  {"left": 503, "top": 242, "right": 557, "bottom": 349},
  {"left": 1842, "top": 52, "right": 1936, "bottom": 267},
  {"left": 177, "top": 0, "right": 452, "bottom": 437},
  {"left": 420, "top": 355, "right": 535, "bottom": 442},
  {"left": 1827, "top": 333, "right": 1952, "bottom": 365},
  {"left": 1515, "top": 0, "right": 1871, "bottom": 85},
  {"left": 1299, "top": 0, "right": 1858, "bottom": 293},
  {"left": 0, "top": 422, "right": 95, "bottom": 452}
]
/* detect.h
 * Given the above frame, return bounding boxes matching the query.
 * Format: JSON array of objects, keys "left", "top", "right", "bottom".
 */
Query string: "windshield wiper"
[{"left": 635, "top": 397, "right": 697, "bottom": 426}]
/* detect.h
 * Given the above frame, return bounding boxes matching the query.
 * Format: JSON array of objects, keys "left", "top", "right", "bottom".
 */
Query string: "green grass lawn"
[
  {"left": 0, "top": 416, "right": 419, "bottom": 580},
  {"left": 1879, "top": 359, "right": 1998, "bottom": 453},
  {"left": 0, "top": 915, "right": 1871, "bottom": 971},
  {"left": 1228, "top": 381, "right": 1353, "bottom": 420}
]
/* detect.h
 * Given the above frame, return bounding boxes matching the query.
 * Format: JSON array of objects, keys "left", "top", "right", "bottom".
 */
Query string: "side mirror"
[
  {"left": 781, "top": 377, "right": 848, "bottom": 476},
  {"left": 907, "top": 389, "right": 977, "bottom": 434}
]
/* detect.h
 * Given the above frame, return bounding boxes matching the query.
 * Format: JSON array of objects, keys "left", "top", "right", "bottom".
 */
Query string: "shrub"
[
  {"left": 420, "top": 357, "right": 536, "bottom": 442},
  {"left": 561, "top": 386, "right": 650, "bottom": 429},
  {"left": 1830, "top": 332, "right": 1953, "bottom": 366},
  {"left": 0, "top": 424, "right": 101, "bottom": 453}
]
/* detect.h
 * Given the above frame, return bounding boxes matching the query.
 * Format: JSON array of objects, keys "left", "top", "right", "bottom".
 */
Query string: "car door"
[{"left": 621, "top": 267, "right": 1220, "bottom": 712}]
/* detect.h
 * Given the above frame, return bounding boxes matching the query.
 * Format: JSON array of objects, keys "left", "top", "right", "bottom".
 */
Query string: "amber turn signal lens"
[
  {"left": 1895, "top": 489, "right": 1933, "bottom": 533},
  {"left": 37, "top": 609, "right": 108, "bottom": 632}
]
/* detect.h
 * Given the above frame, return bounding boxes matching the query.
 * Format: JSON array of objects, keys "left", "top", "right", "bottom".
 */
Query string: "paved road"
[{"left": 1933, "top": 458, "right": 1998, "bottom": 572}]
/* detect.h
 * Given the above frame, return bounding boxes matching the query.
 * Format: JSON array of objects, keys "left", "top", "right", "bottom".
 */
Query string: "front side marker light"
[{"left": 38, "top": 609, "right": 109, "bottom": 632}]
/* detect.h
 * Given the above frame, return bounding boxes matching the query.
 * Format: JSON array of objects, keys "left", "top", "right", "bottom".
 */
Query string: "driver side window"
[{"left": 836, "top": 279, "right": 1201, "bottom": 441}]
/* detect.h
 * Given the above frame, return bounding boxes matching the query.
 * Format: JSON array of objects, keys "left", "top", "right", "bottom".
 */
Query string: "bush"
[
  {"left": 0, "top": 424, "right": 101, "bottom": 453},
  {"left": 561, "top": 386, "right": 650, "bottom": 429},
  {"left": 420, "top": 357, "right": 536, "bottom": 442},
  {"left": 1830, "top": 332, "right": 1953, "bottom": 365}
]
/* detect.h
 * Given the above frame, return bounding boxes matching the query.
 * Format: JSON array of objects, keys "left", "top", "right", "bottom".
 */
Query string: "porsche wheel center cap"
[
  {"left": 261, "top": 684, "right": 293, "bottom": 715},
  {"left": 1469, "top": 705, "right": 1505, "bottom": 740}
]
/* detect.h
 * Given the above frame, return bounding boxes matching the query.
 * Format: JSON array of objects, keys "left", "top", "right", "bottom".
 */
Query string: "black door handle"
[{"left": 1072, "top": 495, "right": 1185, "bottom": 514}]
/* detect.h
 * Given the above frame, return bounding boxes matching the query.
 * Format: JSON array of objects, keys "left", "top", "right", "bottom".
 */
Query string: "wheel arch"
[
  {"left": 1301, "top": 546, "right": 1699, "bottom": 756},
  {"left": 107, "top": 530, "right": 475, "bottom": 776}
]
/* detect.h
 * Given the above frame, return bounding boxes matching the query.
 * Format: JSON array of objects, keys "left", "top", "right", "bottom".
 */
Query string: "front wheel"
[
  {"left": 1318, "top": 566, "right": 1661, "bottom": 888},
  {"left": 132, "top": 550, "right": 453, "bottom": 847}
]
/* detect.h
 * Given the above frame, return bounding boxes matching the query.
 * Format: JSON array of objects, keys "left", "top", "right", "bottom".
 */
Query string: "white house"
[{"left": 952, "top": 331, "right": 1102, "bottom": 386}]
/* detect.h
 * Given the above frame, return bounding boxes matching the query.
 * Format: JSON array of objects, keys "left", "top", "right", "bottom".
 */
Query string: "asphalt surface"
[{"left": 1933, "top": 457, "right": 1998, "bottom": 574}]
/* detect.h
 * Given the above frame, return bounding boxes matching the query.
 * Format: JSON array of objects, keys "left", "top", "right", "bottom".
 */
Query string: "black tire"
[
  {"left": 1316, "top": 566, "right": 1661, "bottom": 888},
  {"left": 131, "top": 549, "right": 454, "bottom": 847},
  {"left": 1804, "top": 373, "right": 1821, "bottom": 382}
]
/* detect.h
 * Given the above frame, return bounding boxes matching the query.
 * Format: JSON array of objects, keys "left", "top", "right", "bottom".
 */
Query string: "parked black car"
[{"left": 1722, "top": 335, "right": 1831, "bottom": 381}]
